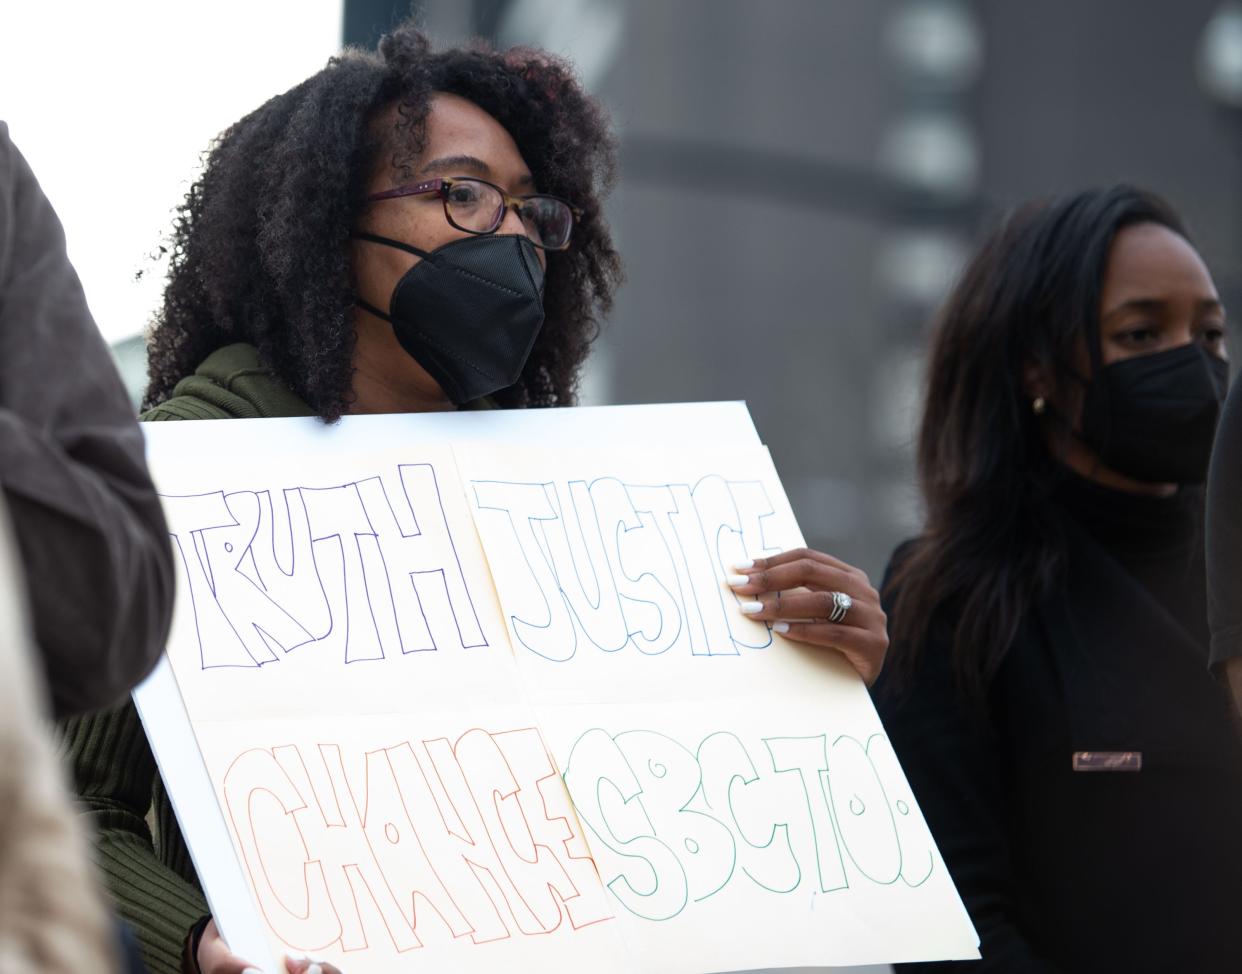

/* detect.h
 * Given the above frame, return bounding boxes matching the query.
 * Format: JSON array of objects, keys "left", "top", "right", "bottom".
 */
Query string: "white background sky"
[{"left": 1, "top": 0, "right": 343, "bottom": 343}]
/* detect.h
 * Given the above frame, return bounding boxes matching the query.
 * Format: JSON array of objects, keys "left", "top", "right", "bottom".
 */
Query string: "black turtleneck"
[
  {"left": 875, "top": 468, "right": 1242, "bottom": 974},
  {"left": 1054, "top": 472, "right": 1208, "bottom": 649}
]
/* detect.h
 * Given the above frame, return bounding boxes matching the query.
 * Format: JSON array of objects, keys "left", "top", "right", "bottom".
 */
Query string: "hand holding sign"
[
  {"left": 196, "top": 918, "right": 343, "bottom": 974},
  {"left": 730, "top": 547, "right": 889, "bottom": 685}
]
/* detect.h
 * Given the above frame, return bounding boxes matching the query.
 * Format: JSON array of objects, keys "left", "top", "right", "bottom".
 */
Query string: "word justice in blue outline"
[
  {"left": 162, "top": 464, "right": 487, "bottom": 669},
  {"left": 563, "top": 728, "right": 936, "bottom": 921},
  {"left": 471, "top": 476, "right": 784, "bottom": 660}
]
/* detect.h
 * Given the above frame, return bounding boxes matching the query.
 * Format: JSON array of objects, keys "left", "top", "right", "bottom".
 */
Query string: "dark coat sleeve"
[
  {"left": 871, "top": 558, "right": 1063, "bottom": 973},
  {"left": 0, "top": 122, "right": 174, "bottom": 716},
  {"left": 1208, "top": 376, "right": 1242, "bottom": 667}
]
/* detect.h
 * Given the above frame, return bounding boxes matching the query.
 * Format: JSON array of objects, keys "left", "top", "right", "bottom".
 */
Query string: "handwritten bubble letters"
[
  {"left": 220, "top": 725, "right": 614, "bottom": 957},
  {"left": 161, "top": 464, "right": 487, "bottom": 669},
  {"left": 469, "top": 475, "right": 784, "bottom": 660},
  {"left": 563, "top": 727, "right": 936, "bottom": 921}
]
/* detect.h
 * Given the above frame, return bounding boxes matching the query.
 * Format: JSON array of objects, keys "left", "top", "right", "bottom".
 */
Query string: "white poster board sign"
[{"left": 134, "top": 403, "right": 978, "bottom": 973}]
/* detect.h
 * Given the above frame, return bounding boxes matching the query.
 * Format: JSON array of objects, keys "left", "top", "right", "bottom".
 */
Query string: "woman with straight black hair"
[{"left": 873, "top": 185, "right": 1242, "bottom": 972}]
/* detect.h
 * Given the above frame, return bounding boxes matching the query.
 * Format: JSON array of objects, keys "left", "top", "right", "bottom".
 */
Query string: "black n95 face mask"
[
  {"left": 1078, "top": 342, "right": 1229, "bottom": 485},
  {"left": 353, "top": 232, "right": 546, "bottom": 405}
]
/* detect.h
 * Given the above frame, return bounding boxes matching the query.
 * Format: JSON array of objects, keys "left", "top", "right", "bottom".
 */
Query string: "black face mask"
[
  {"left": 354, "top": 232, "right": 545, "bottom": 405},
  {"left": 1078, "top": 342, "right": 1229, "bottom": 485}
]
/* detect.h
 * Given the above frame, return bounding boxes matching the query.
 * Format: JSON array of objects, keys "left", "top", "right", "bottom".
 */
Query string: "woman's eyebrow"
[
  {"left": 1101, "top": 297, "right": 1164, "bottom": 320},
  {"left": 1102, "top": 296, "right": 1226, "bottom": 319},
  {"left": 416, "top": 155, "right": 536, "bottom": 189},
  {"left": 417, "top": 154, "right": 492, "bottom": 177}
]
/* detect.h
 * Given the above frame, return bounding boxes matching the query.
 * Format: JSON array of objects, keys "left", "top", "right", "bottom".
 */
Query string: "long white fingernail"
[
  {"left": 734, "top": 559, "right": 754, "bottom": 571},
  {"left": 773, "top": 621, "right": 790, "bottom": 634},
  {"left": 739, "top": 601, "right": 763, "bottom": 614},
  {"left": 726, "top": 573, "right": 749, "bottom": 586}
]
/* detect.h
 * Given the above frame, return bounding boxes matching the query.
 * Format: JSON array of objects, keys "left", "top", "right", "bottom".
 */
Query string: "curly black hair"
[{"left": 144, "top": 23, "right": 621, "bottom": 419}]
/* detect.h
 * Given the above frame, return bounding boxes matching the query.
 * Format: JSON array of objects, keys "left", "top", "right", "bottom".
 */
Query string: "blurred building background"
[
  {"left": 13, "top": 0, "right": 1241, "bottom": 580},
  {"left": 378, "top": 0, "right": 1242, "bottom": 579}
]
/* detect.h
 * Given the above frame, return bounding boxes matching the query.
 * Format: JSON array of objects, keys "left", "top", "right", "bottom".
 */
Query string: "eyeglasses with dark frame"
[{"left": 365, "top": 176, "right": 582, "bottom": 251}]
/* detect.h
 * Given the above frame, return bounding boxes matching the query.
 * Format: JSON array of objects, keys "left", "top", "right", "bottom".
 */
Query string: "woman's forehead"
[
  {"left": 375, "top": 93, "right": 532, "bottom": 186},
  {"left": 1102, "top": 223, "right": 1216, "bottom": 307}
]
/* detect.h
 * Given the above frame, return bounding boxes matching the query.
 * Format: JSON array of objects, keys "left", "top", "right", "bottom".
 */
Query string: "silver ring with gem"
[{"left": 828, "top": 591, "right": 853, "bottom": 624}]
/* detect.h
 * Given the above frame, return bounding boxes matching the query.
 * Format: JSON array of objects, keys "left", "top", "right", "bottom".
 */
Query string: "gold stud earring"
[{"left": 1032, "top": 396, "right": 1046, "bottom": 415}]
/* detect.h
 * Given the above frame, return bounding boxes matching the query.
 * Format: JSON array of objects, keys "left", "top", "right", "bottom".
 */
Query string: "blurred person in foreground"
[
  {"left": 0, "top": 494, "right": 118, "bottom": 972},
  {"left": 2, "top": 118, "right": 177, "bottom": 973},
  {"left": 873, "top": 186, "right": 1242, "bottom": 972},
  {"left": 1208, "top": 366, "right": 1242, "bottom": 708},
  {"left": 0, "top": 122, "right": 174, "bottom": 716},
  {"left": 64, "top": 23, "right": 890, "bottom": 974}
]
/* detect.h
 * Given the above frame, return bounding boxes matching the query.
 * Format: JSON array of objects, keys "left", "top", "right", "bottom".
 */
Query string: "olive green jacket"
[{"left": 59, "top": 343, "right": 313, "bottom": 974}]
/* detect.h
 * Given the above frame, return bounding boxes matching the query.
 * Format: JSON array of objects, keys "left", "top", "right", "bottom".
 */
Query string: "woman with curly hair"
[
  {"left": 62, "top": 24, "right": 621, "bottom": 974},
  {"left": 62, "top": 22, "right": 889, "bottom": 974}
]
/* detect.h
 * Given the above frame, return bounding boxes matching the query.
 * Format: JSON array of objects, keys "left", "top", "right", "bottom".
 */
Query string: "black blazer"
[{"left": 874, "top": 522, "right": 1242, "bottom": 973}]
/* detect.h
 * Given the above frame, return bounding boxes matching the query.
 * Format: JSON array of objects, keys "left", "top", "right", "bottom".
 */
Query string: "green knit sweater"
[{"left": 58, "top": 343, "right": 314, "bottom": 974}]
